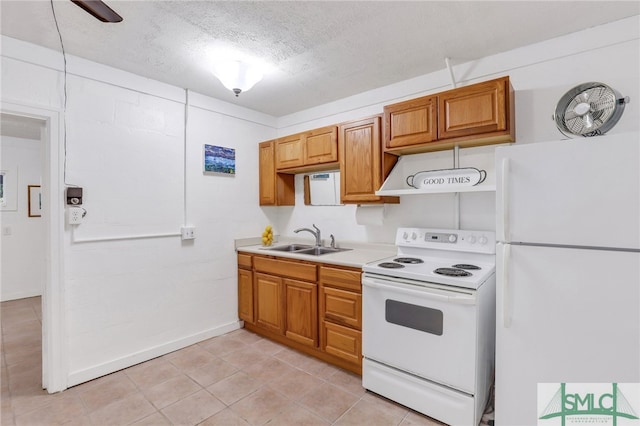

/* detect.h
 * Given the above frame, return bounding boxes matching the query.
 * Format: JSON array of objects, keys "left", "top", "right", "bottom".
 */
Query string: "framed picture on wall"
[
  {"left": 28, "top": 185, "right": 41, "bottom": 217},
  {"left": 203, "top": 144, "right": 235, "bottom": 175},
  {"left": 0, "top": 168, "right": 18, "bottom": 211}
]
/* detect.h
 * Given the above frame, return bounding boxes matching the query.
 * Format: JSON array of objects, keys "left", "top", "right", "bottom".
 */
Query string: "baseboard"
[
  {"left": 1, "top": 290, "right": 42, "bottom": 302},
  {"left": 66, "top": 320, "right": 242, "bottom": 388}
]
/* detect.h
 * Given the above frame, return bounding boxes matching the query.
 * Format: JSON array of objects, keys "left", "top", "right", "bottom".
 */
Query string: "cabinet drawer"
[
  {"left": 321, "top": 320, "right": 361, "bottom": 366},
  {"left": 321, "top": 286, "right": 361, "bottom": 329},
  {"left": 237, "top": 253, "right": 252, "bottom": 269},
  {"left": 254, "top": 256, "right": 317, "bottom": 282},
  {"left": 319, "top": 266, "right": 361, "bottom": 292}
]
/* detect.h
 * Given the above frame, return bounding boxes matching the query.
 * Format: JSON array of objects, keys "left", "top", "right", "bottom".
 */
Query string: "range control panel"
[{"left": 395, "top": 228, "right": 496, "bottom": 254}]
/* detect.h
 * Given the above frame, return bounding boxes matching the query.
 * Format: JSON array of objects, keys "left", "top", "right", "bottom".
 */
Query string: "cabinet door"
[
  {"left": 238, "top": 268, "right": 254, "bottom": 323},
  {"left": 339, "top": 116, "right": 399, "bottom": 204},
  {"left": 384, "top": 96, "right": 437, "bottom": 149},
  {"left": 275, "top": 134, "right": 304, "bottom": 169},
  {"left": 438, "top": 76, "right": 508, "bottom": 140},
  {"left": 255, "top": 273, "right": 285, "bottom": 334},
  {"left": 284, "top": 279, "right": 318, "bottom": 347},
  {"left": 259, "top": 140, "right": 294, "bottom": 206},
  {"left": 259, "top": 141, "right": 276, "bottom": 205},
  {"left": 321, "top": 320, "right": 362, "bottom": 366},
  {"left": 304, "top": 126, "right": 338, "bottom": 166}
]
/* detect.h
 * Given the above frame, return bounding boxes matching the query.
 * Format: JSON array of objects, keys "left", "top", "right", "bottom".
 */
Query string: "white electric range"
[{"left": 362, "top": 227, "right": 496, "bottom": 426}]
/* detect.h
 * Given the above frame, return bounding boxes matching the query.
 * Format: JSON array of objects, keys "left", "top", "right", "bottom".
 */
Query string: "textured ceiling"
[{"left": 1, "top": 1, "right": 639, "bottom": 117}]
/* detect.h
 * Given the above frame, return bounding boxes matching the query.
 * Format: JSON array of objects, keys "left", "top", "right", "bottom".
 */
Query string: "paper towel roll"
[{"left": 355, "top": 205, "right": 386, "bottom": 226}]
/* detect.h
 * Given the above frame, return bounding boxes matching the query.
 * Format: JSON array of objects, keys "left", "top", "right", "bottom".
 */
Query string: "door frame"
[{"left": 1, "top": 101, "right": 67, "bottom": 393}]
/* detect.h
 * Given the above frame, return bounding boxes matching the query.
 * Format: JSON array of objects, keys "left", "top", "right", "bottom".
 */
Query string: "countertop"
[{"left": 235, "top": 236, "right": 396, "bottom": 269}]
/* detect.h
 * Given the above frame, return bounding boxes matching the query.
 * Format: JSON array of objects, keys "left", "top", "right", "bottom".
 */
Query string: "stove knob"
[
  {"left": 411, "top": 232, "right": 417, "bottom": 240},
  {"left": 468, "top": 235, "right": 477, "bottom": 244},
  {"left": 479, "top": 235, "right": 488, "bottom": 245},
  {"left": 403, "top": 232, "right": 408, "bottom": 240},
  {"left": 448, "top": 234, "right": 457, "bottom": 243}
]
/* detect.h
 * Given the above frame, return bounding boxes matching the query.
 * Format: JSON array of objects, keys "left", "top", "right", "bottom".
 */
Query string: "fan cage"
[{"left": 554, "top": 82, "right": 627, "bottom": 137}]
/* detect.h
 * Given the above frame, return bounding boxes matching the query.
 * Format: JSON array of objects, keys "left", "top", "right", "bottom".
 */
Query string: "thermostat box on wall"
[{"left": 66, "top": 187, "right": 83, "bottom": 205}]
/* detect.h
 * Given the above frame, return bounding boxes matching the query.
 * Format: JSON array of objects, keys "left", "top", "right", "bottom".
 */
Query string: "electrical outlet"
[
  {"left": 67, "top": 207, "right": 84, "bottom": 225},
  {"left": 181, "top": 226, "right": 195, "bottom": 240}
]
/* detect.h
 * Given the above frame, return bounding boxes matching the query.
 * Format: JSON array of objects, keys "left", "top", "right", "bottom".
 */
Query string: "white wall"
[
  {"left": 273, "top": 16, "right": 640, "bottom": 243},
  {"left": 1, "top": 134, "right": 45, "bottom": 301},
  {"left": 0, "top": 15, "right": 638, "bottom": 389},
  {"left": 2, "top": 36, "right": 277, "bottom": 387}
]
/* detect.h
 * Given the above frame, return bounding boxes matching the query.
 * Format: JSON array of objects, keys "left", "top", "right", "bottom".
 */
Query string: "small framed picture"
[
  {"left": 28, "top": 185, "right": 41, "bottom": 217},
  {"left": 203, "top": 144, "right": 236, "bottom": 175}
]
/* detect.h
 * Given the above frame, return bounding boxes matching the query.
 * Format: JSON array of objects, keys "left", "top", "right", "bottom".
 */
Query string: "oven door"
[{"left": 362, "top": 273, "right": 478, "bottom": 394}]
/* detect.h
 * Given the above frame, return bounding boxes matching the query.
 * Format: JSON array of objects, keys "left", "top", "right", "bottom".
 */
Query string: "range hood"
[{"left": 375, "top": 149, "right": 496, "bottom": 196}]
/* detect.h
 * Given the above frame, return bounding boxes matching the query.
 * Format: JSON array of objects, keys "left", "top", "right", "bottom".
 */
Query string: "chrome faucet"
[{"left": 294, "top": 224, "right": 322, "bottom": 247}]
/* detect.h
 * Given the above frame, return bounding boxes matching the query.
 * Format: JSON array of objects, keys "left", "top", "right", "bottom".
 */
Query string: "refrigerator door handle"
[
  {"left": 498, "top": 157, "right": 510, "bottom": 242},
  {"left": 501, "top": 243, "right": 512, "bottom": 328}
]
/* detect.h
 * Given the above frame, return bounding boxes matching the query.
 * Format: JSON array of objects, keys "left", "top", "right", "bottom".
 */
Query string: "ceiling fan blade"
[{"left": 70, "top": 0, "right": 123, "bottom": 23}]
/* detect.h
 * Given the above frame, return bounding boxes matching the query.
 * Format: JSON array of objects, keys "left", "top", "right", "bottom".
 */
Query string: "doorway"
[{"left": 1, "top": 102, "right": 66, "bottom": 393}]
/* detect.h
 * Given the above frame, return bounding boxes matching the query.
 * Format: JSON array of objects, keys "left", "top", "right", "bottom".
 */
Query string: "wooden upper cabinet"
[
  {"left": 339, "top": 116, "right": 399, "bottom": 204},
  {"left": 275, "top": 126, "right": 339, "bottom": 172},
  {"left": 304, "top": 126, "right": 338, "bottom": 166},
  {"left": 275, "top": 134, "right": 304, "bottom": 169},
  {"left": 259, "top": 140, "right": 294, "bottom": 206},
  {"left": 384, "top": 96, "right": 438, "bottom": 150},
  {"left": 438, "top": 76, "right": 511, "bottom": 140},
  {"left": 259, "top": 141, "right": 277, "bottom": 205},
  {"left": 383, "top": 76, "right": 514, "bottom": 154}
]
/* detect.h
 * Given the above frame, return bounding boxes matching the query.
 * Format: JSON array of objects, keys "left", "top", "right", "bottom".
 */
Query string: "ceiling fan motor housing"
[{"left": 554, "top": 82, "right": 629, "bottom": 137}]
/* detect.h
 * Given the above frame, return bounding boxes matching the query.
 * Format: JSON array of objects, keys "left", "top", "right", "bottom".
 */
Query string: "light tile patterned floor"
[{"left": 1, "top": 297, "right": 445, "bottom": 426}]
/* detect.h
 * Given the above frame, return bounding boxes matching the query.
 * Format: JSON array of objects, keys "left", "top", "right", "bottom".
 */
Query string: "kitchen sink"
[
  {"left": 261, "top": 244, "right": 351, "bottom": 256},
  {"left": 262, "top": 244, "right": 313, "bottom": 252},
  {"left": 294, "top": 247, "right": 352, "bottom": 256}
]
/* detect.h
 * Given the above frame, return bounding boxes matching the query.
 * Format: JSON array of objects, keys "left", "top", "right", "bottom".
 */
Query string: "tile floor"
[{"left": 1, "top": 297, "right": 446, "bottom": 426}]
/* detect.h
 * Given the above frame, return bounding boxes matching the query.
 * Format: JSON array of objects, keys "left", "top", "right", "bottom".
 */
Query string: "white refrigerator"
[{"left": 494, "top": 132, "right": 640, "bottom": 425}]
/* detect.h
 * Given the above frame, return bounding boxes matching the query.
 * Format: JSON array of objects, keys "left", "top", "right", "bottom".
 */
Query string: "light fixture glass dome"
[{"left": 212, "top": 60, "right": 263, "bottom": 97}]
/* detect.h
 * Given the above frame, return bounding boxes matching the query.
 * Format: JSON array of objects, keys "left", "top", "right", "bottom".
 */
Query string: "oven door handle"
[{"left": 362, "top": 277, "right": 476, "bottom": 305}]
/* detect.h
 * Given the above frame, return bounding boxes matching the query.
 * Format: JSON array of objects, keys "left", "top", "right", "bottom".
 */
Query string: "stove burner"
[
  {"left": 393, "top": 257, "right": 424, "bottom": 264},
  {"left": 434, "top": 267, "right": 472, "bottom": 277},
  {"left": 452, "top": 264, "right": 481, "bottom": 270},
  {"left": 378, "top": 262, "right": 405, "bottom": 269}
]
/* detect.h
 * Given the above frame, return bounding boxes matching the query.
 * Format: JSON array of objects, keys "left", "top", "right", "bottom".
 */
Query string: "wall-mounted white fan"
[{"left": 553, "top": 82, "right": 629, "bottom": 137}]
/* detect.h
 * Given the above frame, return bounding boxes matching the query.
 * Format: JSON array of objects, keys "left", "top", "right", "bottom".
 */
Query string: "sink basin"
[
  {"left": 260, "top": 244, "right": 351, "bottom": 256},
  {"left": 262, "top": 244, "right": 313, "bottom": 252},
  {"left": 294, "top": 247, "right": 352, "bottom": 256}
]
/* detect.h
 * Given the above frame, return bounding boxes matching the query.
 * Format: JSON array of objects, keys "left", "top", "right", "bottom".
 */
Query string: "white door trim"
[{"left": 1, "top": 100, "right": 67, "bottom": 393}]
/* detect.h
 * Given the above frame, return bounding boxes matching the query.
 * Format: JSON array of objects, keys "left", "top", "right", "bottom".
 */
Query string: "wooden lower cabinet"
[
  {"left": 321, "top": 320, "right": 362, "bottom": 366},
  {"left": 319, "top": 265, "right": 363, "bottom": 369},
  {"left": 255, "top": 272, "right": 285, "bottom": 334},
  {"left": 237, "top": 253, "right": 254, "bottom": 324},
  {"left": 238, "top": 254, "right": 363, "bottom": 374},
  {"left": 238, "top": 268, "right": 254, "bottom": 323},
  {"left": 284, "top": 279, "right": 318, "bottom": 347}
]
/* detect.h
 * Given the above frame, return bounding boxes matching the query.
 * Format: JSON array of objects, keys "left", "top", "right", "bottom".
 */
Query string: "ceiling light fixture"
[
  {"left": 212, "top": 60, "right": 263, "bottom": 97},
  {"left": 70, "top": 0, "right": 123, "bottom": 23}
]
